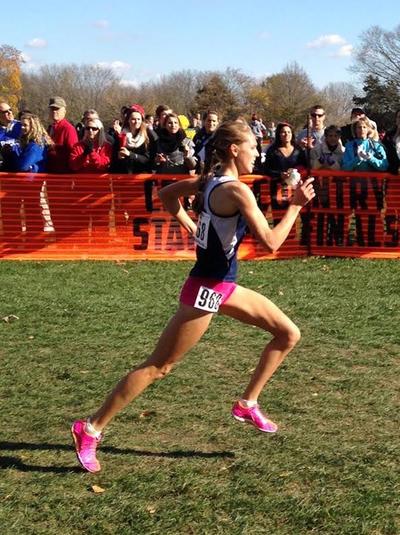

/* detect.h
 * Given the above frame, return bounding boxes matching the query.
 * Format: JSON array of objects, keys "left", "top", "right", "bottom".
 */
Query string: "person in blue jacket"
[
  {"left": 341, "top": 117, "right": 388, "bottom": 172},
  {"left": 13, "top": 113, "right": 54, "bottom": 172},
  {"left": 2, "top": 113, "right": 55, "bottom": 236}
]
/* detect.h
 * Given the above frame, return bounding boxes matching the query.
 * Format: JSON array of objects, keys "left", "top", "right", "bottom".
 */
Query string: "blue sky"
[{"left": 4, "top": 1, "right": 399, "bottom": 89}]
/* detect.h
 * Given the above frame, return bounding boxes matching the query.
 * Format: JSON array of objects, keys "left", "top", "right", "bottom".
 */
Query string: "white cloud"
[
  {"left": 96, "top": 61, "right": 131, "bottom": 72},
  {"left": 93, "top": 20, "right": 109, "bottom": 29},
  {"left": 258, "top": 31, "right": 270, "bottom": 40},
  {"left": 307, "top": 34, "right": 346, "bottom": 48},
  {"left": 20, "top": 52, "right": 31, "bottom": 62},
  {"left": 20, "top": 52, "right": 38, "bottom": 70},
  {"left": 120, "top": 79, "right": 139, "bottom": 87},
  {"left": 334, "top": 44, "right": 354, "bottom": 57},
  {"left": 26, "top": 37, "right": 47, "bottom": 48}
]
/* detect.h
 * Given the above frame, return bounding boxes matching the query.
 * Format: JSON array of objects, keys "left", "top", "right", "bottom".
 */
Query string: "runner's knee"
[
  {"left": 144, "top": 362, "right": 175, "bottom": 380},
  {"left": 278, "top": 324, "right": 301, "bottom": 348}
]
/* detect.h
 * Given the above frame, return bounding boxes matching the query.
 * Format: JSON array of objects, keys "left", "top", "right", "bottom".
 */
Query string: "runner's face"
[{"left": 235, "top": 134, "right": 259, "bottom": 175}]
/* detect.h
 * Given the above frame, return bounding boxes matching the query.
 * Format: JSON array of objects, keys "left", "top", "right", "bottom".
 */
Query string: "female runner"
[{"left": 71, "top": 119, "right": 315, "bottom": 473}]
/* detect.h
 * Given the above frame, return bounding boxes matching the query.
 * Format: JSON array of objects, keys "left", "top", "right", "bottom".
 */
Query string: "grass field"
[{"left": 0, "top": 258, "right": 399, "bottom": 535}]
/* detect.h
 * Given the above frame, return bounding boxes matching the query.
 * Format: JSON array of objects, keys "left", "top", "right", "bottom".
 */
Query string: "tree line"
[{"left": 1, "top": 23, "right": 400, "bottom": 130}]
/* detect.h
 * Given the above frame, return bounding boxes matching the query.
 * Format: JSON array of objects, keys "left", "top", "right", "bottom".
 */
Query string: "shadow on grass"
[{"left": 0, "top": 441, "right": 235, "bottom": 473}]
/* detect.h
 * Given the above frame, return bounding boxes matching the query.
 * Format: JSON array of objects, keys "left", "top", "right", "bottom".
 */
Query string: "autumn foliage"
[{"left": 0, "top": 44, "right": 23, "bottom": 108}]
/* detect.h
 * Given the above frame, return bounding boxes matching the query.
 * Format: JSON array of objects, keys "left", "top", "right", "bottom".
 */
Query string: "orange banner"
[{"left": 0, "top": 170, "right": 399, "bottom": 260}]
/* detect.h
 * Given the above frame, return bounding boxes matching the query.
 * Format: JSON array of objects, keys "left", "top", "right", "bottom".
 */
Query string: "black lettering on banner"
[
  {"left": 152, "top": 218, "right": 165, "bottom": 250},
  {"left": 353, "top": 215, "right": 365, "bottom": 246},
  {"left": 384, "top": 215, "right": 399, "bottom": 247},
  {"left": 144, "top": 179, "right": 157, "bottom": 212},
  {"left": 370, "top": 178, "right": 385, "bottom": 211},
  {"left": 326, "top": 214, "right": 345, "bottom": 246},
  {"left": 312, "top": 176, "right": 330, "bottom": 208},
  {"left": 367, "top": 215, "right": 381, "bottom": 246},
  {"left": 300, "top": 212, "right": 314, "bottom": 246},
  {"left": 316, "top": 213, "right": 325, "bottom": 246},
  {"left": 166, "top": 220, "right": 185, "bottom": 250},
  {"left": 133, "top": 217, "right": 149, "bottom": 250},
  {"left": 252, "top": 178, "right": 271, "bottom": 212},
  {"left": 333, "top": 177, "right": 346, "bottom": 209},
  {"left": 144, "top": 178, "right": 174, "bottom": 212},
  {"left": 350, "top": 178, "right": 368, "bottom": 210}
]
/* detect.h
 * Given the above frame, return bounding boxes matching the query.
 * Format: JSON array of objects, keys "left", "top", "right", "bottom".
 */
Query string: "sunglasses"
[
  {"left": 311, "top": 113, "right": 325, "bottom": 118},
  {"left": 0, "top": 109, "right": 12, "bottom": 114},
  {"left": 85, "top": 126, "right": 99, "bottom": 131}
]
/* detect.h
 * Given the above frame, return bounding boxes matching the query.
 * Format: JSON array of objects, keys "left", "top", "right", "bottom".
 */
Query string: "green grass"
[{"left": 0, "top": 259, "right": 399, "bottom": 535}]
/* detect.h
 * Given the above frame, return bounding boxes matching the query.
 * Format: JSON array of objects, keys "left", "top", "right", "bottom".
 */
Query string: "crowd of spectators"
[{"left": 0, "top": 97, "right": 398, "bottom": 179}]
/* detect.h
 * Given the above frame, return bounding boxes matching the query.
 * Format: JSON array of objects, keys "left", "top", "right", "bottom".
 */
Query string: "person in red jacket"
[
  {"left": 47, "top": 96, "right": 78, "bottom": 173},
  {"left": 69, "top": 119, "right": 112, "bottom": 172}
]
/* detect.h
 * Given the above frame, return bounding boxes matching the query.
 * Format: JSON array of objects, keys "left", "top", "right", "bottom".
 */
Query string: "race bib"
[
  {"left": 194, "top": 212, "right": 210, "bottom": 249},
  {"left": 194, "top": 286, "right": 223, "bottom": 313}
]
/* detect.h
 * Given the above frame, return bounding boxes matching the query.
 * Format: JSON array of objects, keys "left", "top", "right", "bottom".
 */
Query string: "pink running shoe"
[
  {"left": 231, "top": 402, "right": 278, "bottom": 433},
  {"left": 71, "top": 419, "right": 102, "bottom": 473}
]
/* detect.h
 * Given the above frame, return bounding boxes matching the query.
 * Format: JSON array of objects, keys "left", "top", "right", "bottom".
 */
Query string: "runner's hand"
[{"left": 291, "top": 177, "right": 315, "bottom": 207}]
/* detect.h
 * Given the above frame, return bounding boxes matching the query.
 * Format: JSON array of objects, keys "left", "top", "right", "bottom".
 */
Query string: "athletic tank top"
[{"left": 190, "top": 175, "right": 247, "bottom": 281}]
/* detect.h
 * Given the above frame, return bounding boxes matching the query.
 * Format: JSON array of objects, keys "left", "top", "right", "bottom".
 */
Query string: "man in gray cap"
[{"left": 47, "top": 96, "right": 78, "bottom": 173}]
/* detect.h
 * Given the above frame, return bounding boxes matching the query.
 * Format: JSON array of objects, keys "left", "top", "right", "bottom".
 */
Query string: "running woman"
[{"left": 71, "top": 119, "right": 315, "bottom": 473}]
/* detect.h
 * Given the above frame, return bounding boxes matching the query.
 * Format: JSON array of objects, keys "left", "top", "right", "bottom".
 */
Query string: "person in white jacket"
[{"left": 311, "top": 125, "right": 345, "bottom": 170}]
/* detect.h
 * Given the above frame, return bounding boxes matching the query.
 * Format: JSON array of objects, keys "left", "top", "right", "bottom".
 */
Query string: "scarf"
[
  {"left": 157, "top": 128, "right": 186, "bottom": 154},
  {"left": 124, "top": 130, "right": 145, "bottom": 149}
]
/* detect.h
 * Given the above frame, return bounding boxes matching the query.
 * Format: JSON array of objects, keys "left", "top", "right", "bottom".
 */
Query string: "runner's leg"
[
  {"left": 90, "top": 304, "right": 213, "bottom": 430},
  {"left": 220, "top": 285, "right": 300, "bottom": 401}
]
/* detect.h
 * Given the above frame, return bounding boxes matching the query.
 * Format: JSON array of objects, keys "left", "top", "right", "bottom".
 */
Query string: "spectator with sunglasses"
[
  {"left": 297, "top": 105, "right": 326, "bottom": 150},
  {"left": 0, "top": 101, "right": 22, "bottom": 170},
  {"left": 69, "top": 119, "right": 112, "bottom": 173}
]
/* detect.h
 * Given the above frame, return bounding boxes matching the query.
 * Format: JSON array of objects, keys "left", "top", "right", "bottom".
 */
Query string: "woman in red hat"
[{"left": 113, "top": 104, "right": 157, "bottom": 173}]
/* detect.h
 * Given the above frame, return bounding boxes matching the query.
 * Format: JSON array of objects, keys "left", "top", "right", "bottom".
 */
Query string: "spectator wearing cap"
[
  {"left": 340, "top": 108, "right": 366, "bottom": 146},
  {"left": 69, "top": 118, "right": 112, "bottom": 173},
  {"left": 47, "top": 96, "right": 78, "bottom": 173},
  {"left": 112, "top": 104, "right": 158, "bottom": 174},
  {"left": 382, "top": 109, "right": 400, "bottom": 174},
  {"left": 0, "top": 101, "right": 22, "bottom": 170}
]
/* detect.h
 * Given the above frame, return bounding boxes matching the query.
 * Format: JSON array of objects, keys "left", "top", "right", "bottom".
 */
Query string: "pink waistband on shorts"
[{"left": 179, "top": 276, "right": 237, "bottom": 310}]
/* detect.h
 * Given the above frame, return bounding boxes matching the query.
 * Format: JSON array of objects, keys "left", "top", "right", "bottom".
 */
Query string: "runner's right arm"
[{"left": 159, "top": 177, "right": 200, "bottom": 236}]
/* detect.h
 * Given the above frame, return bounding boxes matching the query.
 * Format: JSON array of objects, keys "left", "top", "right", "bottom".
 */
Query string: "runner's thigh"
[
  {"left": 219, "top": 285, "right": 298, "bottom": 336},
  {"left": 149, "top": 303, "right": 214, "bottom": 365}
]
